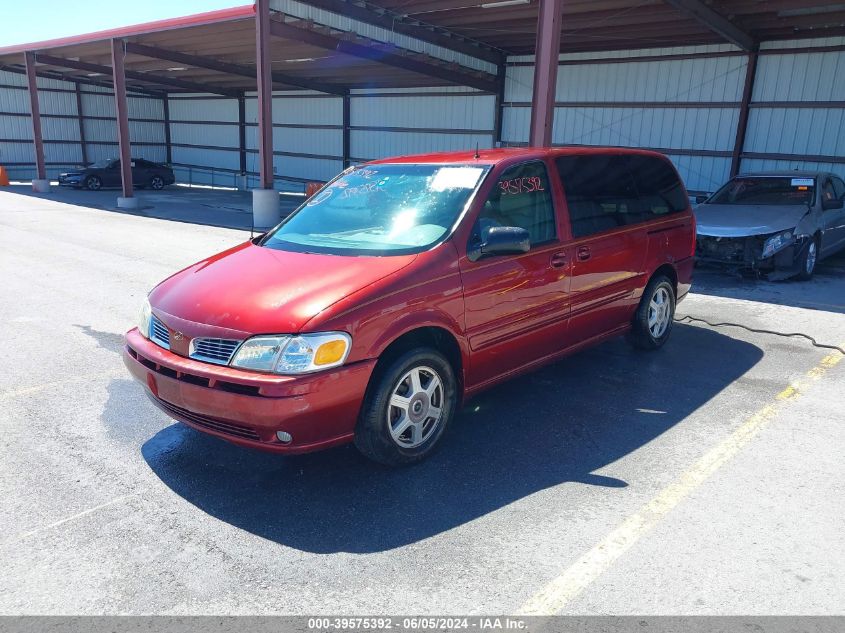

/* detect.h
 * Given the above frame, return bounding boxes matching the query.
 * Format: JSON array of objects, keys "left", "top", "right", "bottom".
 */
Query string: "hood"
[
  {"left": 695, "top": 203, "right": 809, "bottom": 237},
  {"left": 149, "top": 242, "right": 416, "bottom": 336}
]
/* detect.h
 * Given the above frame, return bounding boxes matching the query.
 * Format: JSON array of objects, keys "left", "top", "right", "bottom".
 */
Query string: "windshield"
[
  {"left": 261, "top": 164, "right": 489, "bottom": 256},
  {"left": 709, "top": 176, "right": 815, "bottom": 206},
  {"left": 89, "top": 159, "right": 114, "bottom": 169}
]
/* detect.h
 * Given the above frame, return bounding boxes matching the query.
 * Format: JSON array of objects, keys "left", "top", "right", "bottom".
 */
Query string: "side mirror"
[
  {"left": 694, "top": 194, "right": 709, "bottom": 205},
  {"left": 469, "top": 226, "right": 531, "bottom": 261},
  {"left": 822, "top": 197, "right": 844, "bottom": 211}
]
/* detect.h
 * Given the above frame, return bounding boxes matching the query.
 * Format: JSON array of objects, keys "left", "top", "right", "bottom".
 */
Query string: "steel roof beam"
[
  {"left": 0, "top": 64, "right": 162, "bottom": 96},
  {"left": 124, "top": 41, "right": 348, "bottom": 96},
  {"left": 34, "top": 53, "right": 243, "bottom": 97},
  {"left": 663, "top": 0, "right": 756, "bottom": 50},
  {"left": 268, "top": 18, "right": 499, "bottom": 93},
  {"left": 300, "top": 0, "right": 506, "bottom": 65}
]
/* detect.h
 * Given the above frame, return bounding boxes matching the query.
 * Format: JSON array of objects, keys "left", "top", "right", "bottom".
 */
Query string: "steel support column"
[
  {"left": 342, "top": 95, "right": 351, "bottom": 169},
  {"left": 528, "top": 0, "right": 563, "bottom": 147},
  {"left": 74, "top": 82, "right": 88, "bottom": 165},
  {"left": 111, "top": 39, "right": 134, "bottom": 199},
  {"left": 493, "top": 63, "right": 506, "bottom": 146},
  {"left": 255, "top": 0, "right": 274, "bottom": 190},
  {"left": 731, "top": 51, "right": 758, "bottom": 177},
  {"left": 162, "top": 94, "right": 172, "bottom": 165},
  {"left": 238, "top": 94, "right": 247, "bottom": 175},
  {"left": 24, "top": 51, "right": 46, "bottom": 181}
]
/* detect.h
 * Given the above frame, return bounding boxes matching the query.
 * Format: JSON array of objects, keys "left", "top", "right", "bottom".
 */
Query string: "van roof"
[{"left": 367, "top": 146, "right": 669, "bottom": 166}]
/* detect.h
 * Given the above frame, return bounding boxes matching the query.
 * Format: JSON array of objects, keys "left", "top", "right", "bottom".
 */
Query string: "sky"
[{"left": 0, "top": 0, "right": 242, "bottom": 47}]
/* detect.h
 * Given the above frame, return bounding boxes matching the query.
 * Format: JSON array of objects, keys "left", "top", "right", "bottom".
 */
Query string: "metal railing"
[{"left": 170, "top": 163, "right": 307, "bottom": 194}]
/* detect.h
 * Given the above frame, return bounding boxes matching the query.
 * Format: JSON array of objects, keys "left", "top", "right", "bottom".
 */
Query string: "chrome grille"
[
  {"left": 190, "top": 337, "right": 241, "bottom": 365},
  {"left": 150, "top": 314, "right": 170, "bottom": 350}
]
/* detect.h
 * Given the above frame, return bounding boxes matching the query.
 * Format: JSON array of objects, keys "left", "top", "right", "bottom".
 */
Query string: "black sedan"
[{"left": 58, "top": 159, "right": 175, "bottom": 191}]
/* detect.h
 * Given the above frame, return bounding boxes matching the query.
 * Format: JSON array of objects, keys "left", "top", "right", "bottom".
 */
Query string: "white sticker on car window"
[
  {"left": 791, "top": 178, "right": 814, "bottom": 187},
  {"left": 430, "top": 167, "right": 484, "bottom": 192}
]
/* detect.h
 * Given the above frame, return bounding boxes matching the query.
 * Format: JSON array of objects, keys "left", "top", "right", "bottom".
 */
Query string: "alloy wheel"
[
  {"left": 386, "top": 366, "right": 444, "bottom": 448},
  {"left": 806, "top": 241, "right": 817, "bottom": 275},
  {"left": 648, "top": 286, "right": 672, "bottom": 339}
]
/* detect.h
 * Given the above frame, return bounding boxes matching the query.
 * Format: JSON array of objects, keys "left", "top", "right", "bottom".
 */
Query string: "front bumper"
[
  {"left": 695, "top": 235, "right": 797, "bottom": 272},
  {"left": 58, "top": 175, "right": 82, "bottom": 187},
  {"left": 123, "top": 328, "right": 376, "bottom": 454}
]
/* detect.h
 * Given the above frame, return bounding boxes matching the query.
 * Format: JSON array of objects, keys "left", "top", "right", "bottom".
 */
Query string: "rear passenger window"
[
  {"left": 625, "top": 155, "right": 688, "bottom": 216},
  {"left": 557, "top": 154, "right": 687, "bottom": 238},
  {"left": 556, "top": 155, "right": 640, "bottom": 238},
  {"left": 476, "top": 161, "right": 556, "bottom": 246}
]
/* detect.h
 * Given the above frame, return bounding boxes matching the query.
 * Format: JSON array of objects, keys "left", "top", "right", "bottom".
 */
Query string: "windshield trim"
[{"left": 258, "top": 162, "right": 492, "bottom": 257}]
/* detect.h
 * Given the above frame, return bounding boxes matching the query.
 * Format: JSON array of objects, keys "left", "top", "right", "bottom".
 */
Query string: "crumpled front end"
[{"left": 696, "top": 232, "right": 808, "bottom": 276}]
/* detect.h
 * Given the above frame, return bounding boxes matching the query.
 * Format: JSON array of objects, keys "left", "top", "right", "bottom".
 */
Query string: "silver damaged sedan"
[{"left": 695, "top": 171, "right": 845, "bottom": 280}]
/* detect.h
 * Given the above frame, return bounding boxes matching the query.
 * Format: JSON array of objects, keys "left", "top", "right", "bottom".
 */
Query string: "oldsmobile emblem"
[{"left": 173, "top": 331, "right": 184, "bottom": 342}]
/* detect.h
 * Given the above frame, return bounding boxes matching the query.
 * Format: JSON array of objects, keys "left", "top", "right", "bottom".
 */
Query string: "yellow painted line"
[
  {"left": 0, "top": 370, "right": 124, "bottom": 401},
  {"left": 519, "top": 347, "right": 844, "bottom": 616}
]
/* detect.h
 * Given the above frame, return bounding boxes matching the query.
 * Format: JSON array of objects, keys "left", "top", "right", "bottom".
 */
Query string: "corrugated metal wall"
[
  {"left": 349, "top": 87, "right": 495, "bottom": 163},
  {"left": 167, "top": 91, "right": 344, "bottom": 191},
  {"left": 502, "top": 38, "right": 845, "bottom": 192},
  {"left": 740, "top": 36, "right": 845, "bottom": 177},
  {"left": 0, "top": 69, "right": 166, "bottom": 181},
  {"left": 502, "top": 43, "right": 747, "bottom": 193},
  {"left": 166, "top": 87, "right": 494, "bottom": 191}
]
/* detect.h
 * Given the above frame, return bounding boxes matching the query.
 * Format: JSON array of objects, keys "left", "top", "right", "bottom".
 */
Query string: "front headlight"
[
  {"left": 761, "top": 230, "right": 793, "bottom": 259},
  {"left": 138, "top": 297, "right": 152, "bottom": 338},
  {"left": 230, "top": 332, "right": 351, "bottom": 374}
]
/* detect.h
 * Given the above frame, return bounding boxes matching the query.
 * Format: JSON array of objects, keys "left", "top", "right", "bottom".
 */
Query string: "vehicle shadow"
[
  {"left": 106, "top": 324, "right": 763, "bottom": 554},
  {"left": 691, "top": 251, "right": 845, "bottom": 314}
]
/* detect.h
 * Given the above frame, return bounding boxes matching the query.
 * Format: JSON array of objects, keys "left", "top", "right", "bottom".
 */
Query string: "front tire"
[
  {"left": 795, "top": 238, "right": 818, "bottom": 281},
  {"left": 355, "top": 348, "right": 457, "bottom": 466},
  {"left": 149, "top": 175, "right": 165, "bottom": 190},
  {"left": 84, "top": 175, "right": 102, "bottom": 191},
  {"left": 628, "top": 275, "right": 676, "bottom": 350}
]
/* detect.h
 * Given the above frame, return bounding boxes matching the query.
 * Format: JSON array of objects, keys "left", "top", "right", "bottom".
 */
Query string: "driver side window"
[
  {"left": 822, "top": 179, "right": 837, "bottom": 202},
  {"left": 832, "top": 176, "right": 845, "bottom": 200},
  {"left": 476, "top": 161, "right": 556, "bottom": 247}
]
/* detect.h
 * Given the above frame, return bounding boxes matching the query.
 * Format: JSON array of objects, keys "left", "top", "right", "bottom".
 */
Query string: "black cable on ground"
[{"left": 674, "top": 315, "right": 845, "bottom": 355}]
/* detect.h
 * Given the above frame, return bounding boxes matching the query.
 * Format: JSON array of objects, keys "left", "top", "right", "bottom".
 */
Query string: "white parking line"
[{"left": 2, "top": 492, "right": 143, "bottom": 547}]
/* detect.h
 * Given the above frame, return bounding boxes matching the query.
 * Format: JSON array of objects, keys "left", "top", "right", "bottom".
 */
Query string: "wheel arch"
[
  {"left": 650, "top": 262, "right": 679, "bottom": 297},
  {"left": 369, "top": 324, "right": 467, "bottom": 403}
]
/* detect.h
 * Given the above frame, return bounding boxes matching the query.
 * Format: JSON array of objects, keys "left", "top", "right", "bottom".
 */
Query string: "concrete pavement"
[{"left": 1, "top": 188, "right": 843, "bottom": 614}]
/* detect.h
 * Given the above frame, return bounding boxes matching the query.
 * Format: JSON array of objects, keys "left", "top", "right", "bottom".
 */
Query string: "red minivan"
[{"left": 125, "top": 148, "right": 695, "bottom": 465}]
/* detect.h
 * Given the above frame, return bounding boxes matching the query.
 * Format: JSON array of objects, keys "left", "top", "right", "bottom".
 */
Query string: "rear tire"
[
  {"left": 354, "top": 348, "right": 456, "bottom": 466},
  {"left": 795, "top": 237, "right": 818, "bottom": 281},
  {"left": 85, "top": 175, "right": 102, "bottom": 191},
  {"left": 628, "top": 275, "right": 676, "bottom": 350}
]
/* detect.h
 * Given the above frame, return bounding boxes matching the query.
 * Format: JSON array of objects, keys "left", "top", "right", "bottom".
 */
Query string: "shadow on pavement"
[
  {"left": 691, "top": 251, "right": 845, "bottom": 315},
  {"left": 94, "top": 324, "right": 763, "bottom": 554},
  {"left": 1, "top": 184, "right": 301, "bottom": 231}
]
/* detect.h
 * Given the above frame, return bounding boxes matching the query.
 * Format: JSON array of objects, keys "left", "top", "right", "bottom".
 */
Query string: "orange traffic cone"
[{"left": 0, "top": 166, "right": 10, "bottom": 186}]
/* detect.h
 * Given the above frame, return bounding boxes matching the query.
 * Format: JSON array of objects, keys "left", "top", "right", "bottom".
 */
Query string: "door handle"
[
  {"left": 577, "top": 246, "right": 591, "bottom": 261},
  {"left": 550, "top": 252, "right": 568, "bottom": 268}
]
